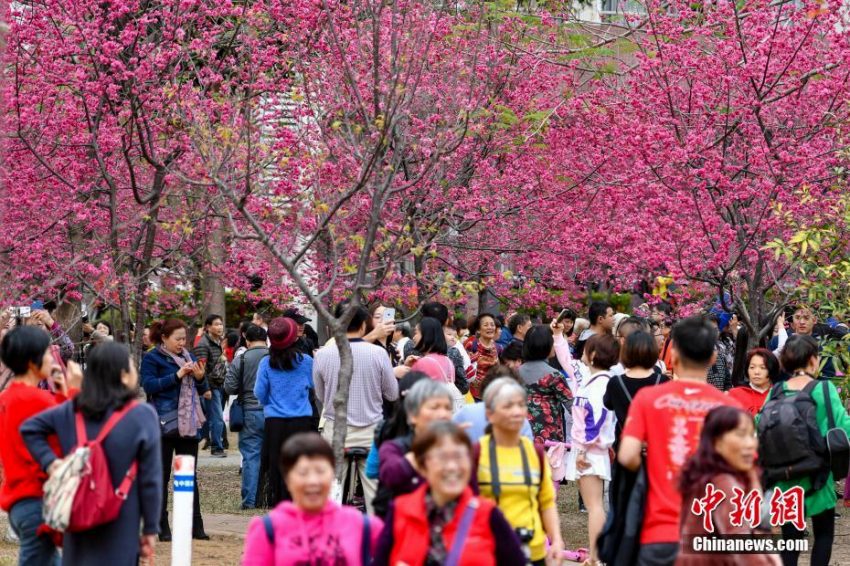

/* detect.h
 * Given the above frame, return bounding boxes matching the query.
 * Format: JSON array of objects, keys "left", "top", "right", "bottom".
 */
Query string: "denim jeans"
[
  {"left": 239, "top": 410, "right": 265, "bottom": 508},
  {"left": 9, "top": 498, "right": 59, "bottom": 566},
  {"left": 202, "top": 388, "right": 225, "bottom": 451}
]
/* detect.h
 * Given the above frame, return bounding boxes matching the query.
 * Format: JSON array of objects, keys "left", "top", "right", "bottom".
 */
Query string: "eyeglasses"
[{"left": 425, "top": 450, "right": 469, "bottom": 466}]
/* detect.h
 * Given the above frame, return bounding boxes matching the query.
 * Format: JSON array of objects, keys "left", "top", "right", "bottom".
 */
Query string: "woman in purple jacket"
[{"left": 374, "top": 379, "right": 454, "bottom": 515}]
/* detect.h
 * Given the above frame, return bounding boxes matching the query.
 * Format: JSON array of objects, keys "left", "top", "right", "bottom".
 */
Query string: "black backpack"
[
  {"left": 757, "top": 380, "right": 828, "bottom": 490},
  {"left": 597, "top": 461, "right": 648, "bottom": 565}
]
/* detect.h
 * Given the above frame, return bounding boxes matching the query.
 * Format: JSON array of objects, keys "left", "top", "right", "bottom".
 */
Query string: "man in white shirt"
[{"left": 313, "top": 304, "right": 399, "bottom": 513}]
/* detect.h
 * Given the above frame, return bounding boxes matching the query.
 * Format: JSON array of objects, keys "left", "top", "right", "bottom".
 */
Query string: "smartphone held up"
[{"left": 382, "top": 308, "right": 396, "bottom": 324}]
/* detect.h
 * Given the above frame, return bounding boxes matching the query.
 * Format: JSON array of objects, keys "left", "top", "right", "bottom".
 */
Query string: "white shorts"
[{"left": 564, "top": 448, "right": 611, "bottom": 482}]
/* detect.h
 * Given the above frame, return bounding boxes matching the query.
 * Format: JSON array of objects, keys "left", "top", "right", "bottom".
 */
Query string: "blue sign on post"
[{"left": 174, "top": 475, "right": 195, "bottom": 492}]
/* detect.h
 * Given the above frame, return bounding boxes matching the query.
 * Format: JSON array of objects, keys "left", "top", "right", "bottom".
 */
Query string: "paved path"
[
  {"left": 204, "top": 513, "right": 254, "bottom": 537},
  {"left": 197, "top": 445, "right": 243, "bottom": 468}
]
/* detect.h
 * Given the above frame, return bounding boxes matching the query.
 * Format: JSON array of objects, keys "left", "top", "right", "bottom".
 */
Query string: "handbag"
[
  {"left": 823, "top": 381, "right": 850, "bottom": 479},
  {"left": 209, "top": 352, "right": 228, "bottom": 389},
  {"left": 229, "top": 356, "right": 245, "bottom": 433},
  {"left": 159, "top": 408, "right": 179, "bottom": 437}
]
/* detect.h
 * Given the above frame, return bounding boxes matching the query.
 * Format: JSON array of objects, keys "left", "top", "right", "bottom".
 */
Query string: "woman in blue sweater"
[
  {"left": 255, "top": 317, "right": 317, "bottom": 505},
  {"left": 21, "top": 342, "right": 162, "bottom": 565}
]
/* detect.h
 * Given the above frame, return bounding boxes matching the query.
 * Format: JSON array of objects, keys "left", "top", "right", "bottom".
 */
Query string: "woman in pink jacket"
[{"left": 242, "top": 433, "right": 383, "bottom": 565}]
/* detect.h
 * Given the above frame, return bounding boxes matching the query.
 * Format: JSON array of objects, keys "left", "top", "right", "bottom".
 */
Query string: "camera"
[
  {"left": 15, "top": 306, "right": 31, "bottom": 318},
  {"left": 515, "top": 527, "right": 535, "bottom": 544}
]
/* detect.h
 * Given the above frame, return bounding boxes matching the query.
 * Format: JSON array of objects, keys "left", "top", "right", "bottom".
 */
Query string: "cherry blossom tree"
[
  {"left": 165, "top": 0, "right": 566, "bottom": 466},
  {"left": 542, "top": 0, "right": 850, "bottom": 342},
  {"left": 0, "top": 0, "right": 231, "bottom": 349}
]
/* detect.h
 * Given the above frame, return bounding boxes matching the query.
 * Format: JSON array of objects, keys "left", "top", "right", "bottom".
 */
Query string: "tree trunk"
[
  {"left": 54, "top": 300, "right": 81, "bottom": 353},
  {"left": 131, "top": 173, "right": 164, "bottom": 359},
  {"left": 330, "top": 324, "right": 354, "bottom": 479},
  {"left": 413, "top": 251, "right": 428, "bottom": 305},
  {"left": 465, "top": 280, "right": 480, "bottom": 321},
  {"left": 202, "top": 218, "right": 227, "bottom": 325}
]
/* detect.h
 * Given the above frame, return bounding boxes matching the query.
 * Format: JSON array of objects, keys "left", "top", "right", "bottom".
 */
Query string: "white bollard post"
[{"left": 172, "top": 455, "right": 195, "bottom": 566}]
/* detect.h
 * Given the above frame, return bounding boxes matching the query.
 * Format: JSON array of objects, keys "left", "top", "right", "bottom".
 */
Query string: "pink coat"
[{"left": 242, "top": 500, "right": 383, "bottom": 566}]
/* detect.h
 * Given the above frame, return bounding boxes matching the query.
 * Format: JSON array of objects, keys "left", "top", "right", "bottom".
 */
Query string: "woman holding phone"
[
  {"left": 0, "top": 326, "right": 81, "bottom": 565},
  {"left": 368, "top": 304, "right": 399, "bottom": 366},
  {"left": 141, "top": 318, "right": 210, "bottom": 541}
]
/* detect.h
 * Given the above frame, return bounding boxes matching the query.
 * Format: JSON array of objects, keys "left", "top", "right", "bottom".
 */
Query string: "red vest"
[{"left": 389, "top": 485, "right": 498, "bottom": 566}]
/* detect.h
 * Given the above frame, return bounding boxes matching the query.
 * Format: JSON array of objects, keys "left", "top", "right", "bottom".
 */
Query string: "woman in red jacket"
[
  {"left": 0, "top": 326, "right": 80, "bottom": 565},
  {"left": 727, "top": 348, "right": 778, "bottom": 416},
  {"left": 373, "top": 421, "right": 524, "bottom": 566}
]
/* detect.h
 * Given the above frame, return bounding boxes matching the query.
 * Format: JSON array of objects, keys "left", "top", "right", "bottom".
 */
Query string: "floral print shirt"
[
  {"left": 424, "top": 490, "right": 459, "bottom": 565},
  {"left": 519, "top": 361, "right": 574, "bottom": 443}
]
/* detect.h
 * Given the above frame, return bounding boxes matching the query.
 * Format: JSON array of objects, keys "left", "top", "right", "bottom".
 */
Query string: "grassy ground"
[{"left": 195, "top": 466, "right": 260, "bottom": 516}]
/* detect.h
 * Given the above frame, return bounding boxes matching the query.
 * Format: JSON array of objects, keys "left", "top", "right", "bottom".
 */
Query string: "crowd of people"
[{"left": 0, "top": 297, "right": 848, "bottom": 565}]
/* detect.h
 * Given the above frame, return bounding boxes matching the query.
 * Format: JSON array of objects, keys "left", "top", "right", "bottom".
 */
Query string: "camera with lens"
[{"left": 515, "top": 527, "right": 535, "bottom": 544}]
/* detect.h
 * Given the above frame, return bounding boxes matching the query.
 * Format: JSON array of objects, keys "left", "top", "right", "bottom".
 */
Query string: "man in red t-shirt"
[{"left": 618, "top": 316, "right": 743, "bottom": 565}]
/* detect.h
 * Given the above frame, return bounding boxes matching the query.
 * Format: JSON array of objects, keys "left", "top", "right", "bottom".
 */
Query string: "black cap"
[{"left": 283, "top": 308, "right": 310, "bottom": 324}]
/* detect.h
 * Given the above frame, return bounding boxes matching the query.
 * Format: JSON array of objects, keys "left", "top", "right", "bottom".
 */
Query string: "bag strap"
[
  {"left": 75, "top": 411, "right": 88, "bottom": 446},
  {"left": 263, "top": 514, "right": 274, "bottom": 546},
  {"left": 488, "top": 436, "right": 537, "bottom": 507},
  {"left": 533, "top": 441, "right": 547, "bottom": 507},
  {"left": 617, "top": 374, "right": 632, "bottom": 402},
  {"left": 236, "top": 353, "right": 246, "bottom": 403},
  {"left": 445, "top": 498, "right": 479, "bottom": 566},
  {"left": 75, "top": 401, "right": 140, "bottom": 498},
  {"left": 488, "top": 435, "right": 501, "bottom": 502},
  {"left": 75, "top": 400, "right": 139, "bottom": 446},
  {"left": 823, "top": 381, "right": 836, "bottom": 429},
  {"left": 534, "top": 442, "right": 545, "bottom": 478},
  {"left": 116, "top": 461, "right": 138, "bottom": 499},
  {"left": 768, "top": 381, "right": 786, "bottom": 401},
  {"left": 95, "top": 400, "right": 139, "bottom": 443},
  {"left": 361, "top": 514, "right": 370, "bottom": 566}
]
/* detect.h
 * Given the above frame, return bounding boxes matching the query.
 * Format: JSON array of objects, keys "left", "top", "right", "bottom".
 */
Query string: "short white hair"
[
  {"left": 404, "top": 379, "right": 453, "bottom": 417},
  {"left": 483, "top": 377, "right": 527, "bottom": 411},
  {"left": 573, "top": 317, "right": 590, "bottom": 336}
]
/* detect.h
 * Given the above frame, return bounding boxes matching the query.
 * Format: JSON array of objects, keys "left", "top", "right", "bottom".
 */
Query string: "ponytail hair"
[{"left": 149, "top": 319, "right": 187, "bottom": 345}]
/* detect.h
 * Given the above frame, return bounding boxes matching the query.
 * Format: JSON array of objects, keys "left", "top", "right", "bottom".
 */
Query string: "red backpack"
[{"left": 42, "top": 401, "right": 139, "bottom": 532}]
